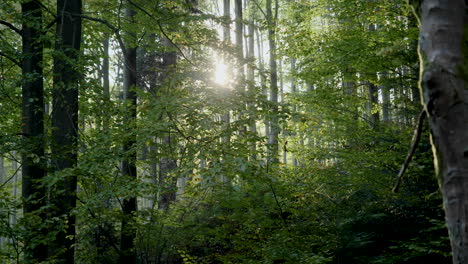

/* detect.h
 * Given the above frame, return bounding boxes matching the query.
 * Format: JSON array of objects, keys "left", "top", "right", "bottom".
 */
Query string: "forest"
[{"left": 0, "top": 0, "right": 467, "bottom": 263}]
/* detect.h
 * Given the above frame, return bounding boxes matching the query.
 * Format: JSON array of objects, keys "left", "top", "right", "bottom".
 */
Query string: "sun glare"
[{"left": 214, "top": 60, "right": 228, "bottom": 85}]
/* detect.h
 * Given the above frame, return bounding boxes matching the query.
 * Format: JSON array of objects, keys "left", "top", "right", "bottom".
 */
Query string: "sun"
[{"left": 214, "top": 59, "right": 228, "bottom": 85}]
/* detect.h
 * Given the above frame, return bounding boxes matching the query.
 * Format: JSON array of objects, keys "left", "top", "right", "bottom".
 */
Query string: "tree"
[
  {"left": 119, "top": 6, "right": 137, "bottom": 264},
  {"left": 50, "top": 0, "right": 82, "bottom": 262},
  {"left": 414, "top": 1, "right": 468, "bottom": 262},
  {"left": 20, "top": 1, "right": 47, "bottom": 261},
  {"left": 266, "top": 0, "right": 279, "bottom": 164}
]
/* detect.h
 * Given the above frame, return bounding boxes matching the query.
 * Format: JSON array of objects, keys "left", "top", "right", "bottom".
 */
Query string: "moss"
[{"left": 406, "top": 0, "right": 421, "bottom": 26}]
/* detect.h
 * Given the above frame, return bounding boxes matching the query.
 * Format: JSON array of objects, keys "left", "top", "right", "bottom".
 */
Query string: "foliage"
[{"left": 0, "top": 0, "right": 453, "bottom": 263}]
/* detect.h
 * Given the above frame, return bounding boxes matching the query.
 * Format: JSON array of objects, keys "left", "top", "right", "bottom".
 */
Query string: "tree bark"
[
  {"left": 266, "top": 0, "right": 279, "bottom": 164},
  {"left": 21, "top": 2, "right": 47, "bottom": 261},
  {"left": 119, "top": 6, "right": 137, "bottom": 264},
  {"left": 51, "top": 0, "right": 81, "bottom": 261},
  {"left": 415, "top": 1, "right": 468, "bottom": 263},
  {"left": 368, "top": 82, "right": 379, "bottom": 130},
  {"left": 235, "top": 0, "right": 245, "bottom": 86},
  {"left": 247, "top": 0, "right": 256, "bottom": 158},
  {"left": 290, "top": 58, "right": 298, "bottom": 166},
  {"left": 158, "top": 36, "right": 178, "bottom": 210}
]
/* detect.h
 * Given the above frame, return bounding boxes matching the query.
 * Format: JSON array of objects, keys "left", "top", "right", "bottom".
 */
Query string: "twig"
[{"left": 392, "top": 109, "right": 426, "bottom": 193}]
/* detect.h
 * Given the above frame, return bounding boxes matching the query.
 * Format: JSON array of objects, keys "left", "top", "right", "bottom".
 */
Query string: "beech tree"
[
  {"left": 50, "top": 0, "right": 82, "bottom": 262},
  {"left": 21, "top": 1, "right": 46, "bottom": 261},
  {"left": 120, "top": 6, "right": 137, "bottom": 264},
  {"left": 414, "top": 1, "right": 468, "bottom": 262}
]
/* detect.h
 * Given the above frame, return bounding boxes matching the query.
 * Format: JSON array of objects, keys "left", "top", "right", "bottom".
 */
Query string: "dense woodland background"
[{"left": 0, "top": 0, "right": 457, "bottom": 263}]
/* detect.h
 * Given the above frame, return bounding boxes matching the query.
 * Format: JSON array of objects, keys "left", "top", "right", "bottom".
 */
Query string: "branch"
[
  {"left": 126, "top": 0, "right": 195, "bottom": 66},
  {"left": 252, "top": 0, "right": 268, "bottom": 21},
  {"left": 392, "top": 109, "right": 426, "bottom": 193},
  {"left": 0, "top": 20, "right": 21, "bottom": 35},
  {"left": 0, "top": 51, "right": 21, "bottom": 67},
  {"left": 75, "top": 14, "right": 128, "bottom": 60},
  {"left": 0, "top": 163, "right": 23, "bottom": 190}
]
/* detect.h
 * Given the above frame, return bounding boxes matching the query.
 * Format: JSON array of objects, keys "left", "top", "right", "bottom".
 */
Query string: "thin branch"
[
  {"left": 0, "top": 163, "right": 23, "bottom": 190},
  {"left": 392, "top": 109, "right": 426, "bottom": 193},
  {"left": 0, "top": 51, "right": 21, "bottom": 67},
  {"left": 74, "top": 14, "right": 128, "bottom": 60},
  {"left": 252, "top": 0, "right": 268, "bottom": 21},
  {"left": 0, "top": 20, "right": 21, "bottom": 35},
  {"left": 126, "top": 0, "right": 195, "bottom": 66},
  {"left": 166, "top": 112, "right": 194, "bottom": 142},
  {"left": 76, "top": 197, "right": 121, "bottom": 254}
]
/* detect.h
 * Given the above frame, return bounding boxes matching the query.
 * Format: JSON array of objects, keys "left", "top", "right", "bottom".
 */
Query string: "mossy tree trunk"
[{"left": 416, "top": 1, "right": 468, "bottom": 263}]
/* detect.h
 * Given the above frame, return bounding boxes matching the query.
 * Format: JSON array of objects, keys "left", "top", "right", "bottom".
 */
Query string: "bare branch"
[
  {"left": 0, "top": 163, "right": 23, "bottom": 190},
  {"left": 393, "top": 109, "right": 426, "bottom": 193}
]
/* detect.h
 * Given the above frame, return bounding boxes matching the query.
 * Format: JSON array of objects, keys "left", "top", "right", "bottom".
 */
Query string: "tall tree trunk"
[
  {"left": 50, "top": 0, "right": 82, "bottom": 262},
  {"left": 290, "top": 58, "right": 298, "bottom": 166},
  {"left": 221, "top": 0, "right": 231, "bottom": 147},
  {"left": 368, "top": 82, "right": 379, "bottom": 130},
  {"left": 279, "top": 61, "right": 287, "bottom": 164},
  {"left": 380, "top": 72, "right": 391, "bottom": 122},
  {"left": 416, "top": 1, "right": 468, "bottom": 263},
  {"left": 247, "top": 1, "right": 256, "bottom": 158},
  {"left": 11, "top": 152, "right": 19, "bottom": 226},
  {"left": 119, "top": 6, "right": 138, "bottom": 264},
  {"left": 235, "top": 0, "right": 245, "bottom": 86},
  {"left": 102, "top": 33, "right": 110, "bottom": 131},
  {"left": 256, "top": 26, "right": 269, "bottom": 138},
  {"left": 21, "top": 2, "right": 47, "bottom": 262},
  {"left": 266, "top": 0, "right": 279, "bottom": 164},
  {"left": 158, "top": 36, "right": 178, "bottom": 210}
]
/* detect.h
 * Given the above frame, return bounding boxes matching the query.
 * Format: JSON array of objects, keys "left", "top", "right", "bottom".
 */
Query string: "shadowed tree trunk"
[
  {"left": 119, "top": 6, "right": 137, "bottom": 264},
  {"left": 158, "top": 36, "right": 178, "bottom": 210},
  {"left": 21, "top": 1, "right": 47, "bottom": 262},
  {"left": 50, "top": 0, "right": 81, "bottom": 262},
  {"left": 415, "top": 1, "right": 468, "bottom": 263}
]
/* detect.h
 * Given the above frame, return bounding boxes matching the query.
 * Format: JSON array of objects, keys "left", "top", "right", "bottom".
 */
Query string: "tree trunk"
[
  {"left": 266, "top": 0, "right": 279, "bottom": 164},
  {"left": 291, "top": 58, "right": 298, "bottom": 166},
  {"left": 21, "top": 2, "right": 47, "bottom": 262},
  {"left": 158, "top": 36, "right": 178, "bottom": 210},
  {"left": 235, "top": 0, "right": 245, "bottom": 86},
  {"left": 247, "top": 1, "right": 256, "bottom": 158},
  {"left": 50, "top": 0, "right": 81, "bottom": 262},
  {"left": 102, "top": 33, "right": 111, "bottom": 131},
  {"left": 368, "top": 82, "right": 379, "bottom": 130},
  {"left": 380, "top": 72, "right": 391, "bottom": 122},
  {"left": 119, "top": 6, "right": 138, "bottom": 264},
  {"left": 416, "top": 1, "right": 468, "bottom": 263}
]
